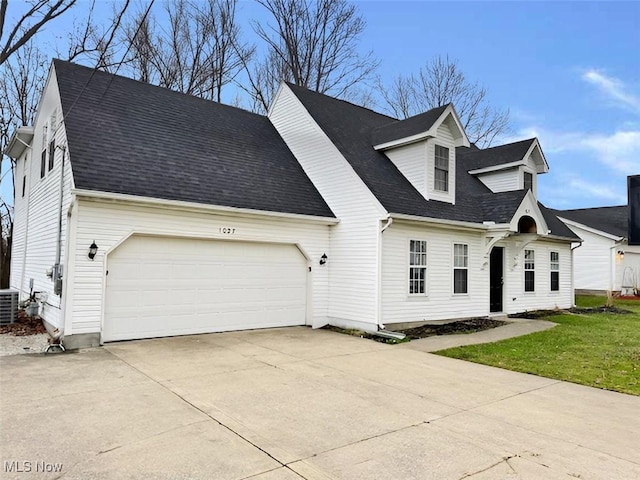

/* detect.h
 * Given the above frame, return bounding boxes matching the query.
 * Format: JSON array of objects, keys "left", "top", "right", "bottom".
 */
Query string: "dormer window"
[
  {"left": 434, "top": 145, "right": 449, "bottom": 192},
  {"left": 524, "top": 172, "right": 533, "bottom": 192}
]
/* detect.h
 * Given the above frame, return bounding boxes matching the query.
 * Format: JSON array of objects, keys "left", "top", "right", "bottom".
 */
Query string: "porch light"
[
  {"left": 88, "top": 241, "right": 98, "bottom": 260},
  {"left": 616, "top": 250, "right": 625, "bottom": 261},
  {"left": 319, "top": 253, "right": 328, "bottom": 265}
]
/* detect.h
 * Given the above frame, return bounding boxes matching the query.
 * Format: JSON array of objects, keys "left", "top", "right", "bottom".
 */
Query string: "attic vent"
[
  {"left": 0, "top": 289, "right": 19, "bottom": 325},
  {"left": 518, "top": 216, "right": 537, "bottom": 234},
  {"left": 50, "top": 108, "right": 57, "bottom": 137}
]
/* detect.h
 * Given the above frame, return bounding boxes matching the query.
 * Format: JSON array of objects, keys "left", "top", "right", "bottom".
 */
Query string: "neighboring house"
[
  {"left": 5, "top": 60, "right": 579, "bottom": 348},
  {"left": 554, "top": 206, "right": 640, "bottom": 294}
]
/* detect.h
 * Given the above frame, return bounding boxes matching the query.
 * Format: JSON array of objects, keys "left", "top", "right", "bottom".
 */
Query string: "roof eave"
[
  {"left": 3, "top": 126, "right": 34, "bottom": 158},
  {"left": 72, "top": 188, "right": 340, "bottom": 225},
  {"left": 389, "top": 212, "right": 489, "bottom": 231}
]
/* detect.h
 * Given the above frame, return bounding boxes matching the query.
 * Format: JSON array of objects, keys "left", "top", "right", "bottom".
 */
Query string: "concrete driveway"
[{"left": 1, "top": 327, "right": 638, "bottom": 479}]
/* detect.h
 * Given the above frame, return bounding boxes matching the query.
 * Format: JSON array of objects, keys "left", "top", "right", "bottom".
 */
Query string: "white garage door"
[{"left": 103, "top": 235, "right": 308, "bottom": 342}]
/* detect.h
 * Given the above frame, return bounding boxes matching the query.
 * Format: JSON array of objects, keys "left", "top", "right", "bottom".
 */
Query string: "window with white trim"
[
  {"left": 409, "top": 240, "right": 427, "bottom": 295},
  {"left": 524, "top": 249, "right": 535, "bottom": 292},
  {"left": 453, "top": 243, "right": 468, "bottom": 294},
  {"left": 434, "top": 145, "right": 449, "bottom": 192},
  {"left": 40, "top": 124, "right": 47, "bottom": 179},
  {"left": 524, "top": 172, "right": 533, "bottom": 192},
  {"left": 550, "top": 251, "right": 559, "bottom": 291},
  {"left": 48, "top": 110, "right": 57, "bottom": 171}
]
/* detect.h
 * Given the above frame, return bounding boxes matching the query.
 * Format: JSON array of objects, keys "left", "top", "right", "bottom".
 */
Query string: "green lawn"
[{"left": 435, "top": 296, "right": 640, "bottom": 395}]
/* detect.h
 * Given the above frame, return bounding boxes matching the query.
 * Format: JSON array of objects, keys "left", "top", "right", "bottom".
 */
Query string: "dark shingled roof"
[
  {"left": 371, "top": 105, "right": 449, "bottom": 146},
  {"left": 287, "top": 83, "right": 576, "bottom": 239},
  {"left": 553, "top": 206, "right": 628, "bottom": 238},
  {"left": 54, "top": 60, "right": 334, "bottom": 218},
  {"left": 458, "top": 138, "right": 536, "bottom": 171}
]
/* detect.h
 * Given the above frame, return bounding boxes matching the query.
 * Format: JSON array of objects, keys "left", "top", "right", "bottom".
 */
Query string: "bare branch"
[
  {"left": 378, "top": 55, "right": 510, "bottom": 147},
  {"left": 245, "top": 0, "right": 378, "bottom": 113},
  {"left": 0, "top": 0, "right": 77, "bottom": 65}
]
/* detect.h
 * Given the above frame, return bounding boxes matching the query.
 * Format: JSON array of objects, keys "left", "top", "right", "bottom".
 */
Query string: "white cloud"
[
  {"left": 582, "top": 70, "right": 640, "bottom": 113},
  {"left": 564, "top": 178, "right": 627, "bottom": 204},
  {"left": 506, "top": 126, "right": 640, "bottom": 175}
]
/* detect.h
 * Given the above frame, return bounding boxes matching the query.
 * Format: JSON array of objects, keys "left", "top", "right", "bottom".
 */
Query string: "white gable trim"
[
  {"left": 523, "top": 138, "right": 549, "bottom": 173},
  {"left": 558, "top": 217, "right": 624, "bottom": 241},
  {"left": 374, "top": 105, "right": 470, "bottom": 151},
  {"left": 468, "top": 160, "right": 526, "bottom": 175},
  {"left": 468, "top": 139, "right": 549, "bottom": 175},
  {"left": 72, "top": 189, "right": 340, "bottom": 225},
  {"left": 508, "top": 190, "right": 549, "bottom": 234}
]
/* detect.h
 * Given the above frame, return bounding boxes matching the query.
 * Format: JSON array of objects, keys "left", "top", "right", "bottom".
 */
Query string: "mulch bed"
[
  {"left": 569, "top": 306, "right": 632, "bottom": 315},
  {"left": 0, "top": 311, "right": 47, "bottom": 336},
  {"left": 398, "top": 317, "right": 507, "bottom": 340},
  {"left": 616, "top": 295, "right": 640, "bottom": 301}
]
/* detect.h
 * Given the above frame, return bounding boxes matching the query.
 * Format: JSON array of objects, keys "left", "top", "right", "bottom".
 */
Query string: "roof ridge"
[
  {"left": 285, "top": 81, "right": 397, "bottom": 121},
  {"left": 558, "top": 205, "right": 627, "bottom": 212},
  {"left": 53, "top": 58, "right": 266, "bottom": 120}
]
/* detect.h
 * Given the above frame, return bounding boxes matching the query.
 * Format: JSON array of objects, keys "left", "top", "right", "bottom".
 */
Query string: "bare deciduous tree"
[
  {"left": 242, "top": 0, "right": 378, "bottom": 113},
  {"left": 0, "top": 0, "right": 76, "bottom": 65},
  {"left": 122, "top": 0, "right": 252, "bottom": 102},
  {"left": 0, "top": 40, "right": 48, "bottom": 287},
  {"left": 379, "top": 55, "right": 510, "bottom": 147}
]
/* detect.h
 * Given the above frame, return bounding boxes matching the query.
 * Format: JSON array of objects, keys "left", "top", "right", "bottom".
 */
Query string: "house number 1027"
[{"left": 219, "top": 227, "right": 236, "bottom": 234}]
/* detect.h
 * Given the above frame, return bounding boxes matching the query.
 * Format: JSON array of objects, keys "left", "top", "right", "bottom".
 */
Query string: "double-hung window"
[
  {"left": 48, "top": 110, "right": 57, "bottom": 171},
  {"left": 434, "top": 145, "right": 449, "bottom": 192},
  {"left": 453, "top": 243, "right": 468, "bottom": 294},
  {"left": 40, "top": 124, "right": 48, "bottom": 179},
  {"left": 524, "top": 249, "right": 535, "bottom": 292},
  {"left": 524, "top": 172, "right": 533, "bottom": 192},
  {"left": 409, "top": 240, "right": 427, "bottom": 295},
  {"left": 550, "top": 252, "right": 560, "bottom": 291}
]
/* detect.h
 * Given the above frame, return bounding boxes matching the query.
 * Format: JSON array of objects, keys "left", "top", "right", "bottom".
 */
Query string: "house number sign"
[{"left": 219, "top": 227, "right": 236, "bottom": 234}]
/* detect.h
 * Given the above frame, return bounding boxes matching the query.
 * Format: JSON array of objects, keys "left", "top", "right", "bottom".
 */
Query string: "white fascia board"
[
  {"left": 468, "top": 159, "right": 525, "bottom": 175},
  {"left": 389, "top": 212, "right": 488, "bottom": 232},
  {"left": 558, "top": 217, "right": 623, "bottom": 241},
  {"left": 72, "top": 189, "right": 340, "bottom": 225},
  {"left": 524, "top": 138, "right": 549, "bottom": 173},
  {"left": 432, "top": 105, "right": 471, "bottom": 148},
  {"left": 373, "top": 131, "right": 435, "bottom": 151},
  {"left": 509, "top": 190, "right": 549, "bottom": 234},
  {"left": 373, "top": 105, "right": 470, "bottom": 151},
  {"left": 3, "top": 126, "right": 34, "bottom": 158}
]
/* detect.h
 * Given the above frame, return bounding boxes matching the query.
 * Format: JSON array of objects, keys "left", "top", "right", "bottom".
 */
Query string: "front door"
[{"left": 490, "top": 247, "right": 504, "bottom": 312}]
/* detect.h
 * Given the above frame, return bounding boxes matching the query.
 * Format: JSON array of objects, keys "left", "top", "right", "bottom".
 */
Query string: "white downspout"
[{"left": 377, "top": 217, "right": 393, "bottom": 330}]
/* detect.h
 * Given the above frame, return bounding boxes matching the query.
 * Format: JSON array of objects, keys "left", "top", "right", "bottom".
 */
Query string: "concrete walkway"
[
  {"left": 1, "top": 326, "right": 638, "bottom": 479},
  {"left": 402, "top": 317, "right": 557, "bottom": 352}
]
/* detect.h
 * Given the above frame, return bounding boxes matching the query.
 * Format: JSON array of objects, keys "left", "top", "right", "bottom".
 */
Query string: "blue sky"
[{"left": 2, "top": 0, "right": 639, "bottom": 210}]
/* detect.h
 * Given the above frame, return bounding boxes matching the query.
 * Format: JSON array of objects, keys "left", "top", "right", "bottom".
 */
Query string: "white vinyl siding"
[
  {"left": 453, "top": 243, "right": 468, "bottom": 294},
  {"left": 382, "top": 222, "right": 487, "bottom": 325},
  {"left": 501, "top": 241, "right": 573, "bottom": 313},
  {"left": 67, "top": 199, "right": 330, "bottom": 336},
  {"left": 384, "top": 142, "right": 428, "bottom": 199},
  {"left": 269, "top": 84, "right": 387, "bottom": 330},
  {"left": 10, "top": 67, "right": 73, "bottom": 330},
  {"left": 476, "top": 168, "right": 520, "bottom": 193},
  {"left": 408, "top": 240, "right": 427, "bottom": 295}
]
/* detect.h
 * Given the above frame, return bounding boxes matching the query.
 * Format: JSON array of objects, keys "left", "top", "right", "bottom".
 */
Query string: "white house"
[
  {"left": 5, "top": 60, "right": 579, "bottom": 348},
  {"left": 554, "top": 206, "right": 640, "bottom": 295}
]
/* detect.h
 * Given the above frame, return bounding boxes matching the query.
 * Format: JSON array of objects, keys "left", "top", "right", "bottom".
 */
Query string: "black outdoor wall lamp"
[
  {"left": 88, "top": 241, "right": 98, "bottom": 260},
  {"left": 319, "top": 253, "right": 328, "bottom": 265}
]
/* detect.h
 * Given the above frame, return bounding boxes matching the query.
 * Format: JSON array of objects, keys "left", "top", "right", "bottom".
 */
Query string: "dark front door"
[{"left": 490, "top": 247, "right": 504, "bottom": 312}]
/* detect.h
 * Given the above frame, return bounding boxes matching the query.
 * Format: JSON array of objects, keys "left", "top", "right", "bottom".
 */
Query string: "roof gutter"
[
  {"left": 71, "top": 189, "right": 340, "bottom": 225},
  {"left": 388, "top": 213, "right": 489, "bottom": 231}
]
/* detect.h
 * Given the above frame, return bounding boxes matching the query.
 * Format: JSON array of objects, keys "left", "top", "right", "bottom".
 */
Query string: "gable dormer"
[
  {"left": 463, "top": 138, "right": 548, "bottom": 197},
  {"left": 372, "top": 104, "right": 470, "bottom": 205}
]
